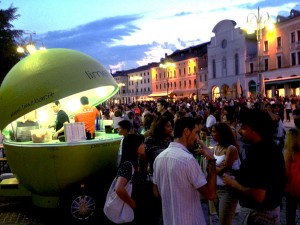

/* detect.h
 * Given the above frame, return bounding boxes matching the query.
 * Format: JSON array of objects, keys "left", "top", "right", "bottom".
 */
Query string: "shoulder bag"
[{"left": 103, "top": 162, "right": 134, "bottom": 224}]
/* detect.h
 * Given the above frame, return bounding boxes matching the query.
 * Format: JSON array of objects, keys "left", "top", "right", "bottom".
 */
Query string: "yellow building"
[{"left": 260, "top": 9, "right": 300, "bottom": 98}]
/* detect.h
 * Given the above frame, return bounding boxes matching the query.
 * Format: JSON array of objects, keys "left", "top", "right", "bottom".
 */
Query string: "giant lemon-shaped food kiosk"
[{"left": 0, "top": 49, "right": 122, "bottom": 223}]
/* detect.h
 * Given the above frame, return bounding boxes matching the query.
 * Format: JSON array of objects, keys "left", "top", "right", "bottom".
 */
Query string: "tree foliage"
[{"left": 0, "top": 4, "right": 23, "bottom": 85}]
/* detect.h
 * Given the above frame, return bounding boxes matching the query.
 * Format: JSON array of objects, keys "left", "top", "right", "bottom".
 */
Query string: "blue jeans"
[
  {"left": 238, "top": 206, "right": 280, "bottom": 225},
  {"left": 214, "top": 187, "right": 238, "bottom": 225}
]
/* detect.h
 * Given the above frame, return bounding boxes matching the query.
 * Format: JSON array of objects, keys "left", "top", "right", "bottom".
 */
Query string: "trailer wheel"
[
  {"left": 70, "top": 193, "right": 96, "bottom": 221},
  {"left": 61, "top": 189, "right": 99, "bottom": 224}
]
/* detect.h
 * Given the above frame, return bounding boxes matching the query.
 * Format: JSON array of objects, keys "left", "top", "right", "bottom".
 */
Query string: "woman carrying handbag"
[{"left": 104, "top": 133, "right": 151, "bottom": 224}]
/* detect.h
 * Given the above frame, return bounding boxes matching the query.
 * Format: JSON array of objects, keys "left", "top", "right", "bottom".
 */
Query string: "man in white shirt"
[
  {"left": 153, "top": 117, "right": 216, "bottom": 225},
  {"left": 206, "top": 107, "right": 217, "bottom": 134}
]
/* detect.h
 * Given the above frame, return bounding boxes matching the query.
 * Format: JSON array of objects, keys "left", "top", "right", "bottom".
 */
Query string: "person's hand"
[
  {"left": 217, "top": 160, "right": 226, "bottom": 168},
  {"left": 222, "top": 173, "right": 237, "bottom": 188},
  {"left": 53, "top": 132, "right": 58, "bottom": 140},
  {"left": 129, "top": 199, "right": 136, "bottom": 209},
  {"left": 196, "top": 140, "right": 214, "bottom": 161}
]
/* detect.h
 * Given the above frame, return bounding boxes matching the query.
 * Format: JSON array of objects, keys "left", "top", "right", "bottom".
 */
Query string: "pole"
[
  {"left": 247, "top": 7, "right": 270, "bottom": 98},
  {"left": 257, "top": 7, "right": 266, "bottom": 98},
  {"left": 256, "top": 7, "right": 261, "bottom": 96},
  {"left": 166, "top": 67, "right": 169, "bottom": 102}
]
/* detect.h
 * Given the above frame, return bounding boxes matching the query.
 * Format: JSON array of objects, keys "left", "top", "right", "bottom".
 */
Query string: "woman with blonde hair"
[{"left": 283, "top": 128, "right": 300, "bottom": 225}]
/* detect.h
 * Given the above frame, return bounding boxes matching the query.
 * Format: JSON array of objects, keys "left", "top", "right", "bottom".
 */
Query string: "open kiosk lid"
[{"left": 0, "top": 48, "right": 119, "bottom": 131}]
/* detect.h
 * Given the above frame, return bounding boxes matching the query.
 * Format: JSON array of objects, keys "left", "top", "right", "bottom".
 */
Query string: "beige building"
[{"left": 111, "top": 64, "right": 157, "bottom": 104}]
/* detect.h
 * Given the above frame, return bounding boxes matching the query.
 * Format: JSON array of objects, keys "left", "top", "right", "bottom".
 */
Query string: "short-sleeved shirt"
[
  {"left": 56, "top": 110, "right": 69, "bottom": 135},
  {"left": 236, "top": 140, "right": 285, "bottom": 210},
  {"left": 117, "top": 161, "right": 133, "bottom": 181},
  {"left": 153, "top": 142, "right": 207, "bottom": 225},
  {"left": 74, "top": 105, "right": 100, "bottom": 134}
]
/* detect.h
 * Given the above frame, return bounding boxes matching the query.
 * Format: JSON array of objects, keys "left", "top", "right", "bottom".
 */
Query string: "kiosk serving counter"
[{"left": 0, "top": 49, "right": 122, "bottom": 223}]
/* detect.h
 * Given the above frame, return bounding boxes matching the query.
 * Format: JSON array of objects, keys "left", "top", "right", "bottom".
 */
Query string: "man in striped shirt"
[{"left": 153, "top": 117, "right": 216, "bottom": 225}]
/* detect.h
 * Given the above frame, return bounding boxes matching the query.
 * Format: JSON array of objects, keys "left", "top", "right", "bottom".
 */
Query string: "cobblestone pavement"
[
  {"left": 201, "top": 196, "right": 300, "bottom": 225},
  {"left": 0, "top": 195, "right": 299, "bottom": 225},
  {"left": 0, "top": 197, "right": 63, "bottom": 225}
]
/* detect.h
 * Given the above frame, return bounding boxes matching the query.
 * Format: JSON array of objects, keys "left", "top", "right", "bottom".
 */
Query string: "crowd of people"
[{"left": 103, "top": 95, "right": 300, "bottom": 225}]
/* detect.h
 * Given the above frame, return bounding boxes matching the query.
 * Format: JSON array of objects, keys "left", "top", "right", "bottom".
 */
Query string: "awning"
[
  {"left": 170, "top": 90, "right": 183, "bottom": 96},
  {"left": 265, "top": 76, "right": 300, "bottom": 85},
  {"left": 148, "top": 92, "right": 168, "bottom": 97}
]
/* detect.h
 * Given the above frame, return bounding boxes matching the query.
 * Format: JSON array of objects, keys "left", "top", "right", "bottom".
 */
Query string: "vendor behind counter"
[{"left": 74, "top": 96, "right": 100, "bottom": 140}]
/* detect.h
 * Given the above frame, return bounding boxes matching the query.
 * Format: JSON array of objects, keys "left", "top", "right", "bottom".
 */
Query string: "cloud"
[
  {"left": 39, "top": 14, "right": 151, "bottom": 71},
  {"left": 38, "top": 13, "right": 202, "bottom": 73},
  {"left": 174, "top": 12, "right": 193, "bottom": 17}
]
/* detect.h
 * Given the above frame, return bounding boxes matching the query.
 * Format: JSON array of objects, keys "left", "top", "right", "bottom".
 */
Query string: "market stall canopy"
[{"left": 0, "top": 48, "right": 119, "bottom": 131}]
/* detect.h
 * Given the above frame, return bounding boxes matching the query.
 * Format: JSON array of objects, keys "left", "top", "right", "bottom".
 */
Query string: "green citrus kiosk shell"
[
  {"left": 0, "top": 48, "right": 118, "bottom": 128},
  {"left": 0, "top": 49, "right": 121, "bottom": 208}
]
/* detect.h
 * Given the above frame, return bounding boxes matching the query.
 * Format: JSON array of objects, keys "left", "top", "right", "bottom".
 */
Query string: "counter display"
[
  {"left": 4, "top": 132, "right": 121, "bottom": 194},
  {"left": 0, "top": 49, "right": 122, "bottom": 223}
]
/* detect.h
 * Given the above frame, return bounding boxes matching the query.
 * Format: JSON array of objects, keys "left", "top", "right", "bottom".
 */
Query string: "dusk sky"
[{"left": 2, "top": 0, "right": 300, "bottom": 72}]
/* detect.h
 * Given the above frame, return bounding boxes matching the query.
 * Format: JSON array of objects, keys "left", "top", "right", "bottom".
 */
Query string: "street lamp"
[
  {"left": 17, "top": 32, "right": 46, "bottom": 55},
  {"left": 247, "top": 7, "right": 274, "bottom": 97},
  {"left": 159, "top": 62, "right": 175, "bottom": 101},
  {"left": 130, "top": 76, "right": 142, "bottom": 102}
]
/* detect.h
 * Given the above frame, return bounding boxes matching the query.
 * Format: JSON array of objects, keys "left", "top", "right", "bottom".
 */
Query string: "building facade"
[
  {"left": 112, "top": 44, "right": 209, "bottom": 103},
  {"left": 260, "top": 9, "right": 300, "bottom": 98},
  {"left": 111, "top": 71, "right": 128, "bottom": 104},
  {"left": 111, "top": 63, "right": 158, "bottom": 104},
  {"left": 111, "top": 8, "right": 300, "bottom": 103},
  {"left": 207, "top": 9, "right": 300, "bottom": 100},
  {"left": 150, "top": 43, "right": 209, "bottom": 101},
  {"left": 208, "top": 20, "right": 251, "bottom": 100}
]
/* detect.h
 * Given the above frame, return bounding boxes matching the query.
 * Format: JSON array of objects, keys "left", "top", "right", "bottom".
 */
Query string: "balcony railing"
[{"left": 290, "top": 41, "right": 300, "bottom": 50}]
